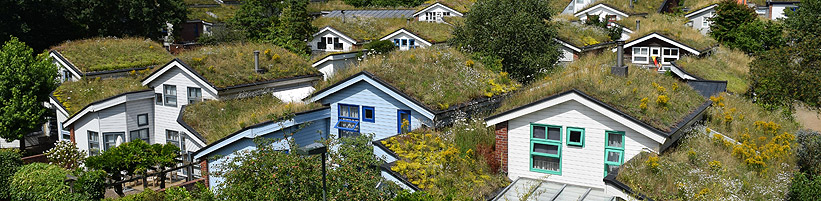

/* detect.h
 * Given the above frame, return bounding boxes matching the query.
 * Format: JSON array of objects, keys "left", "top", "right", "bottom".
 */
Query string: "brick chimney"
[{"left": 494, "top": 122, "right": 509, "bottom": 173}]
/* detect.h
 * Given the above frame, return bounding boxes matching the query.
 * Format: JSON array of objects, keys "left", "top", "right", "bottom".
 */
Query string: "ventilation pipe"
[
  {"left": 341, "top": 10, "right": 346, "bottom": 23},
  {"left": 630, "top": 0, "right": 634, "bottom": 8},
  {"left": 254, "top": 50, "right": 261, "bottom": 73},
  {"left": 611, "top": 41, "right": 628, "bottom": 76},
  {"left": 636, "top": 20, "right": 641, "bottom": 31}
]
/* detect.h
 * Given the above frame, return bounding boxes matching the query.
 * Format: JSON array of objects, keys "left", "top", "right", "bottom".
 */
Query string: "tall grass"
[
  {"left": 581, "top": 0, "right": 666, "bottom": 14},
  {"left": 312, "top": 17, "right": 454, "bottom": 42},
  {"left": 676, "top": 46, "right": 752, "bottom": 94},
  {"left": 51, "top": 37, "right": 172, "bottom": 72},
  {"left": 681, "top": 0, "right": 722, "bottom": 12},
  {"left": 307, "top": 0, "right": 475, "bottom": 13},
  {"left": 177, "top": 43, "right": 318, "bottom": 88},
  {"left": 187, "top": 4, "right": 239, "bottom": 22},
  {"left": 555, "top": 21, "right": 612, "bottom": 47},
  {"left": 53, "top": 76, "right": 149, "bottom": 115},
  {"left": 629, "top": 14, "right": 717, "bottom": 51}
]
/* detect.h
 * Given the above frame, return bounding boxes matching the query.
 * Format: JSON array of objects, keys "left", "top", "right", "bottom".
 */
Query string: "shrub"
[
  {"left": 362, "top": 40, "right": 397, "bottom": 55},
  {"left": 164, "top": 186, "right": 192, "bottom": 201},
  {"left": 789, "top": 172, "right": 821, "bottom": 201},
  {"left": 0, "top": 149, "right": 22, "bottom": 199},
  {"left": 105, "top": 188, "right": 164, "bottom": 201},
  {"left": 75, "top": 170, "right": 107, "bottom": 200},
  {"left": 45, "top": 140, "right": 87, "bottom": 170},
  {"left": 10, "top": 163, "right": 74, "bottom": 200},
  {"left": 393, "top": 191, "right": 435, "bottom": 201},
  {"left": 796, "top": 130, "right": 821, "bottom": 175}
]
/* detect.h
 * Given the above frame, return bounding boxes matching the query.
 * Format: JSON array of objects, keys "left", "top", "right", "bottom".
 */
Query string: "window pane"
[
  {"left": 607, "top": 151, "right": 622, "bottom": 163},
  {"left": 569, "top": 130, "right": 582, "bottom": 143},
  {"left": 608, "top": 133, "right": 623, "bottom": 148},
  {"left": 533, "top": 155, "right": 560, "bottom": 171},
  {"left": 547, "top": 127, "right": 560, "bottom": 141},
  {"left": 340, "top": 129, "right": 359, "bottom": 138},
  {"left": 533, "top": 143, "right": 558, "bottom": 155},
  {"left": 533, "top": 126, "right": 546, "bottom": 139},
  {"left": 606, "top": 164, "right": 620, "bottom": 175},
  {"left": 364, "top": 108, "right": 374, "bottom": 119}
]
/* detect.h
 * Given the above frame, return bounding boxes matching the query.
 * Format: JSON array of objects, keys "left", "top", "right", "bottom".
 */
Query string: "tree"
[
  {"left": 72, "top": 0, "right": 188, "bottom": 41},
  {"left": 45, "top": 140, "right": 87, "bottom": 170},
  {"left": 0, "top": 149, "right": 23, "bottom": 200},
  {"left": 267, "top": 0, "right": 316, "bottom": 55},
  {"left": 749, "top": 39, "right": 821, "bottom": 112},
  {"left": 230, "top": 0, "right": 285, "bottom": 41},
  {"left": 585, "top": 15, "right": 624, "bottom": 41},
  {"left": 86, "top": 140, "right": 179, "bottom": 197},
  {"left": 452, "top": 0, "right": 561, "bottom": 82},
  {"left": 0, "top": 0, "right": 85, "bottom": 51},
  {"left": 74, "top": 170, "right": 107, "bottom": 200},
  {"left": 709, "top": 1, "right": 782, "bottom": 54},
  {"left": 709, "top": 1, "right": 757, "bottom": 44},
  {"left": 783, "top": 0, "right": 821, "bottom": 43},
  {"left": 0, "top": 37, "right": 59, "bottom": 152}
]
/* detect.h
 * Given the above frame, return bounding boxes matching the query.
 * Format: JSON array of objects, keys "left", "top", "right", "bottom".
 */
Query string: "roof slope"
[
  {"left": 555, "top": 21, "right": 613, "bottom": 47},
  {"left": 50, "top": 37, "right": 172, "bottom": 73},
  {"left": 312, "top": 17, "right": 454, "bottom": 43},
  {"left": 675, "top": 46, "right": 752, "bottom": 94},
  {"left": 579, "top": 0, "right": 666, "bottom": 14},
  {"left": 323, "top": 9, "right": 416, "bottom": 18},
  {"left": 52, "top": 76, "right": 149, "bottom": 115},
  {"left": 628, "top": 14, "right": 717, "bottom": 51}
]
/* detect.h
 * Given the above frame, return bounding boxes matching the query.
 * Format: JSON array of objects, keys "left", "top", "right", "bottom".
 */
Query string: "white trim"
[
  {"left": 313, "top": 27, "right": 358, "bottom": 45},
  {"left": 623, "top": 33, "right": 701, "bottom": 55},
  {"left": 309, "top": 74, "right": 436, "bottom": 120},
  {"left": 574, "top": 4, "right": 629, "bottom": 18},
  {"left": 49, "top": 51, "right": 83, "bottom": 79},
  {"left": 412, "top": 2, "right": 464, "bottom": 17},
  {"left": 554, "top": 38, "right": 582, "bottom": 53},
  {"left": 63, "top": 90, "right": 155, "bottom": 127},
  {"left": 485, "top": 91, "right": 667, "bottom": 144},
  {"left": 379, "top": 29, "right": 433, "bottom": 46},
  {"left": 669, "top": 65, "right": 698, "bottom": 80},
  {"left": 685, "top": 4, "right": 718, "bottom": 19},
  {"left": 141, "top": 60, "right": 219, "bottom": 95},
  {"left": 49, "top": 96, "right": 70, "bottom": 118},
  {"left": 311, "top": 52, "right": 361, "bottom": 68}
]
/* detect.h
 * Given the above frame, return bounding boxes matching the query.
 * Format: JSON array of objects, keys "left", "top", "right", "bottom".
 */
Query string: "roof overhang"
[
  {"left": 413, "top": 3, "right": 464, "bottom": 17},
  {"left": 313, "top": 26, "right": 359, "bottom": 45},
  {"left": 49, "top": 96, "right": 70, "bottom": 119},
  {"left": 49, "top": 50, "right": 83, "bottom": 78},
  {"left": 574, "top": 4, "right": 630, "bottom": 18},
  {"left": 685, "top": 4, "right": 718, "bottom": 19},
  {"left": 312, "top": 51, "right": 363, "bottom": 68},
  {"left": 554, "top": 38, "right": 582, "bottom": 53},
  {"left": 62, "top": 90, "right": 154, "bottom": 127},
  {"left": 379, "top": 28, "right": 433, "bottom": 46},
  {"left": 623, "top": 32, "right": 702, "bottom": 55},
  {"left": 141, "top": 59, "right": 219, "bottom": 95}
]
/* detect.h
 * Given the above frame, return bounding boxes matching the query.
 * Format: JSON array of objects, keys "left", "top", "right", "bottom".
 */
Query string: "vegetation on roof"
[
  {"left": 312, "top": 17, "right": 454, "bottom": 42},
  {"left": 307, "top": 0, "right": 473, "bottom": 13},
  {"left": 676, "top": 46, "right": 752, "bottom": 94},
  {"left": 315, "top": 47, "right": 519, "bottom": 110},
  {"left": 187, "top": 4, "right": 239, "bottom": 22},
  {"left": 182, "top": 95, "right": 323, "bottom": 144},
  {"left": 494, "top": 52, "right": 705, "bottom": 132},
  {"left": 51, "top": 37, "right": 172, "bottom": 73},
  {"left": 554, "top": 21, "right": 612, "bottom": 47},
  {"left": 419, "top": 0, "right": 474, "bottom": 13},
  {"left": 580, "top": 0, "right": 665, "bottom": 14},
  {"left": 308, "top": 50, "right": 363, "bottom": 64},
  {"left": 629, "top": 14, "right": 717, "bottom": 51},
  {"left": 52, "top": 76, "right": 150, "bottom": 115},
  {"left": 616, "top": 15, "right": 643, "bottom": 31},
  {"left": 177, "top": 43, "right": 318, "bottom": 88},
  {"left": 183, "top": 0, "right": 217, "bottom": 5},
  {"left": 616, "top": 93, "right": 799, "bottom": 200},
  {"left": 680, "top": 0, "right": 721, "bottom": 14},
  {"left": 550, "top": 0, "right": 572, "bottom": 14}
]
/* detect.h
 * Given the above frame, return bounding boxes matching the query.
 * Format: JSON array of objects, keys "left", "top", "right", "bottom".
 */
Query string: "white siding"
[
  {"left": 559, "top": 46, "right": 576, "bottom": 62},
  {"left": 310, "top": 30, "right": 355, "bottom": 52},
  {"left": 382, "top": 32, "right": 430, "bottom": 51},
  {"left": 315, "top": 54, "right": 359, "bottom": 80},
  {"left": 271, "top": 82, "right": 315, "bottom": 103},
  {"left": 506, "top": 100, "right": 660, "bottom": 189},
  {"left": 770, "top": 4, "right": 793, "bottom": 20},
  {"left": 578, "top": 7, "right": 625, "bottom": 22},
  {"left": 570, "top": 0, "right": 594, "bottom": 13},
  {"left": 151, "top": 67, "right": 216, "bottom": 152},
  {"left": 98, "top": 104, "right": 127, "bottom": 133},
  {"left": 125, "top": 98, "right": 154, "bottom": 143},
  {"left": 417, "top": 5, "right": 458, "bottom": 22},
  {"left": 73, "top": 111, "right": 100, "bottom": 155},
  {"left": 688, "top": 10, "right": 714, "bottom": 35}
]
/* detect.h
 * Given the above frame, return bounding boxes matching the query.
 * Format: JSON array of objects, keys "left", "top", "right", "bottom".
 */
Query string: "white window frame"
[
  {"left": 661, "top": 47, "right": 679, "bottom": 64},
  {"left": 631, "top": 47, "right": 649, "bottom": 64}
]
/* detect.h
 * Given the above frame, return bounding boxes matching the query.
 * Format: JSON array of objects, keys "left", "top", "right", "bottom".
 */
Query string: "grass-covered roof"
[
  {"left": 52, "top": 76, "right": 150, "bottom": 115},
  {"left": 314, "top": 47, "right": 519, "bottom": 111},
  {"left": 182, "top": 95, "right": 323, "bottom": 144},
  {"left": 494, "top": 52, "right": 706, "bottom": 132},
  {"left": 187, "top": 4, "right": 239, "bottom": 22},
  {"left": 51, "top": 37, "right": 173, "bottom": 73},
  {"left": 580, "top": 0, "right": 665, "bottom": 14},
  {"left": 628, "top": 14, "right": 717, "bottom": 51},
  {"left": 308, "top": 0, "right": 474, "bottom": 13},
  {"left": 681, "top": 0, "right": 721, "bottom": 13},
  {"left": 554, "top": 20, "right": 613, "bottom": 47},
  {"left": 177, "top": 43, "right": 319, "bottom": 88},
  {"left": 312, "top": 17, "right": 454, "bottom": 43},
  {"left": 675, "top": 46, "right": 752, "bottom": 94}
]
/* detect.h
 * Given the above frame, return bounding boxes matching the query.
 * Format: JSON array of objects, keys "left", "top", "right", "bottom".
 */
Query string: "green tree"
[
  {"left": 75, "top": 170, "right": 107, "bottom": 200},
  {"left": 0, "top": 37, "right": 58, "bottom": 152},
  {"left": 709, "top": 1, "right": 757, "bottom": 43},
  {"left": 86, "top": 140, "right": 179, "bottom": 197},
  {"left": 796, "top": 130, "right": 821, "bottom": 175},
  {"left": 709, "top": 0, "right": 782, "bottom": 53},
  {"left": 362, "top": 40, "right": 398, "bottom": 55},
  {"left": 452, "top": 0, "right": 561, "bottom": 82},
  {"left": 267, "top": 0, "right": 316, "bottom": 55},
  {"left": 230, "top": 0, "right": 285, "bottom": 40},
  {"left": 783, "top": 0, "right": 821, "bottom": 43},
  {"left": 0, "top": 149, "right": 23, "bottom": 200},
  {"left": 749, "top": 39, "right": 821, "bottom": 112},
  {"left": 0, "top": 0, "right": 85, "bottom": 51},
  {"left": 789, "top": 172, "right": 821, "bottom": 201},
  {"left": 72, "top": 0, "right": 188, "bottom": 40}
]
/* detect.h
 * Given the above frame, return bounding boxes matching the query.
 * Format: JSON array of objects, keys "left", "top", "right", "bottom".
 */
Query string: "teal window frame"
[
  {"left": 566, "top": 127, "right": 585, "bottom": 147},
  {"left": 530, "top": 123, "right": 562, "bottom": 175},
  {"left": 604, "top": 131, "right": 625, "bottom": 177}
]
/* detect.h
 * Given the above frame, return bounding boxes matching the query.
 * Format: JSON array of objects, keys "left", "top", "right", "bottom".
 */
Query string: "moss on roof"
[
  {"left": 53, "top": 76, "right": 150, "bottom": 115},
  {"left": 555, "top": 21, "right": 613, "bottom": 47},
  {"left": 616, "top": 15, "right": 643, "bottom": 31},
  {"left": 314, "top": 47, "right": 519, "bottom": 110},
  {"left": 550, "top": 0, "right": 573, "bottom": 14},
  {"left": 494, "top": 52, "right": 706, "bottom": 132},
  {"left": 675, "top": 46, "right": 752, "bottom": 94},
  {"left": 681, "top": 0, "right": 721, "bottom": 14},
  {"left": 418, "top": 0, "right": 474, "bottom": 13},
  {"left": 182, "top": 95, "right": 324, "bottom": 144},
  {"left": 308, "top": 0, "right": 473, "bottom": 13},
  {"left": 628, "top": 14, "right": 717, "bottom": 51},
  {"left": 51, "top": 37, "right": 173, "bottom": 73},
  {"left": 312, "top": 17, "right": 454, "bottom": 43},
  {"left": 177, "top": 43, "right": 319, "bottom": 88},
  {"left": 579, "top": 0, "right": 665, "bottom": 14},
  {"left": 187, "top": 4, "right": 239, "bottom": 22}
]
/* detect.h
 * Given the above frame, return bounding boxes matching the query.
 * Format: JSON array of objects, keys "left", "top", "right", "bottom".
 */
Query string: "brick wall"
[
  {"left": 200, "top": 160, "right": 208, "bottom": 188},
  {"left": 494, "top": 121, "right": 508, "bottom": 173}
]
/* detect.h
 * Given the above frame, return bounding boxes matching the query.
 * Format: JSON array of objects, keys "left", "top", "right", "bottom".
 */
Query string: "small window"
[
  {"left": 604, "top": 130, "right": 625, "bottom": 176},
  {"left": 409, "top": 39, "right": 415, "bottom": 47},
  {"left": 567, "top": 127, "right": 584, "bottom": 147},
  {"left": 166, "top": 130, "right": 180, "bottom": 149},
  {"left": 137, "top": 114, "right": 149, "bottom": 126},
  {"left": 188, "top": 87, "right": 202, "bottom": 104},
  {"left": 88, "top": 131, "right": 100, "bottom": 156},
  {"left": 103, "top": 132, "right": 125, "bottom": 151},
  {"left": 533, "top": 125, "right": 561, "bottom": 141},
  {"left": 164, "top": 85, "right": 177, "bottom": 107},
  {"left": 632, "top": 47, "right": 649, "bottom": 64},
  {"left": 155, "top": 93, "right": 163, "bottom": 105},
  {"left": 606, "top": 131, "right": 625, "bottom": 149},
  {"left": 338, "top": 104, "right": 360, "bottom": 119},
  {"left": 130, "top": 128, "right": 150, "bottom": 143},
  {"left": 398, "top": 110, "right": 411, "bottom": 134},
  {"left": 362, "top": 106, "right": 375, "bottom": 122},
  {"left": 394, "top": 39, "right": 400, "bottom": 46},
  {"left": 334, "top": 119, "right": 360, "bottom": 132},
  {"left": 530, "top": 124, "right": 562, "bottom": 175},
  {"left": 327, "top": 37, "right": 334, "bottom": 44},
  {"left": 401, "top": 39, "right": 408, "bottom": 46}
]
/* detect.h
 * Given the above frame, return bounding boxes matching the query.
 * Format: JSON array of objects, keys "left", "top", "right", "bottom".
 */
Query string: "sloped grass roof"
[
  {"left": 676, "top": 46, "right": 752, "bottom": 94},
  {"left": 494, "top": 53, "right": 705, "bottom": 132},
  {"left": 308, "top": 0, "right": 473, "bottom": 13},
  {"left": 312, "top": 17, "right": 454, "bottom": 43},
  {"left": 187, "top": 4, "right": 239, "bottom": 22},
  {"left": 53, "top": 76, "right": 149, "bottom": 115},
  {"left": 580, "top": 0, "right": 665, "bottom": 14},
  {"left": 628, "top": 14, "right": 717, "bottom": 51},
  {"left": 314, "top": 47, "right": 519, "bottom": 110},
  {"left": 177, "top": 43, "right": 319, "bottom": 88},
  {"left": 681, "top": 0, "right": 721, "bottom": 13},
  {"left": 51, "top": 37, "right": 172, "bottom": 73},
  {"left": 555, "top": 21, "right": 613, "bottom": 47},
  {"left": 182, "top": 95, "right": 323, "bottom": 144}
]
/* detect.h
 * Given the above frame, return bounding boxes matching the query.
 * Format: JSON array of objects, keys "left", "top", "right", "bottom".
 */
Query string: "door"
[
  {"left": 397, "top": 110, "right": 411, "bottom": 134},
  {"left": 649, "top": 47, "right": 661, "bottom": 66}
]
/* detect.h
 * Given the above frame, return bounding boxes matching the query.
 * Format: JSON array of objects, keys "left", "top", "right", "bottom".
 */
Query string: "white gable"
[
  {"left": 623, "top": 33, "right": 702, "bottom": 55},
  {"left": 413, "top": 3, "right": 464, "bottom": 17},
  {"left": 309, "top": 73, "right": 435, "bottom": 119},
  {"left": 575, "top": 4, "right": 629, "bottom": 20},
  {"left": 312, "top": 27, "right": 357, "bottom": 45},
  {"left": 142, "top": 59, "right": 219, "bottom": 95}
]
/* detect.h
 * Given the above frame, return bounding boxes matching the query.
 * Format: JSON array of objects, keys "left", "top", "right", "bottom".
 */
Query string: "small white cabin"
[
  {"left": 685, "top": 4, "right": 718, "bottom": 35},
  {"left": 310, "top": 26, "right": 359, "bottom": 52},
  {"left": 575, "top": 4, "right": 630, "bottom": 22},
  {"left": 622, "top": 33, "right": 705, "bottom": 71},
  {"left": 413, "top": 2, "right": 464, "bottom": 22},
  {"left": 380, "top": 28, "right": 433, "bottom": 51}
]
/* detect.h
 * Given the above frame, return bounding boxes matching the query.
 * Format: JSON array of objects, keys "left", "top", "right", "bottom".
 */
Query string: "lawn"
[
  {"left": 177, "top": 43, "right": 319, "bottom": 88},
  {"left": 628, "top": 14, "right": 717, "bottom": 51},
  {"left": 312, "top": 17, "right": 454, "bottom": 43},
  {"left": 580, "top": 0, "right": 666, "bottom": 14},
  {"left": 314, "top": 47, "right": 519, "bottom": 110},
  {"left": 494, "top": 52, "right": 706, "bottom": 132},
  {"left": 52, "top": 76, "right": 149, "bottom": 115},
  {"left": 675, "top": 46, "right": 752, "bottom": 94},
  {"left": 187, "top": 4, "right": 239, "bottom": 22},
  {"left": 554, "top": 21, "right": 613, "bottom": 47},
  {"left": 182, "top": 95, "right": 323, "bottom": 143},
  {"left": 51, "top": 37, "right": 172, "bottom": 73}
]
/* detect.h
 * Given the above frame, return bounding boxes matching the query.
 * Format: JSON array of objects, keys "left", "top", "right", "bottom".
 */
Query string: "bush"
[
  {"left": 75, "top": 170, "right": 108, "bottom": 200},
  {"left": 363, "top": 40, "right": 397, "bottom": 55},
  {"left": 164, "top": 186, "right": 192, "bottom": 201},
  {"left": 10, "top": 163, "right": 74, "bottom": 200},
  {"left": 164, "top": 183, "right": 216, "bottom": 201},
  {"left": 105, "top": 188, "right": 163, "bottom": 201},
  {"left": 796, "top": 130, "right": 821, "bottom": 175},
  {"left": 789, "top": 172, "right": 821, "bottom": 201},
  {"left": 0, "top": 149, "right": 22, "bottom": 199},
  {"left": 45, "top": 140, "right": 87, "bottom": 170},
  {"left": 393, "top": 191, "right": 435, "bottom": 201}
]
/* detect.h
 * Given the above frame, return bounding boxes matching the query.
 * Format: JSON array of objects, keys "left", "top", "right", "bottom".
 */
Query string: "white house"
[
  {"left": 412, "top": 2, "right": 464, "bottom": 22},
  {"left": 622, "top": 32, "right": 708, "bottom": 71},
  {"left": 767, "top": 0, "right": 799, "bottom": 19},
  {"left": 566, "top": 0, "right": 597, "bottom": 14},
  {"left": 575, "top": 3, "right": 630, "bottom": 22},
  {"left": 380, "top": 28, "right": 434, "bottom": 51},
  {"left": 310, "top": 26, "right": 360, "bottom": 52},
  {"left": 685, "top": 4, "right": 718, "bottom": 35},
  {"left": 312, "top": 51, "right": 363, "bottom": 80}
]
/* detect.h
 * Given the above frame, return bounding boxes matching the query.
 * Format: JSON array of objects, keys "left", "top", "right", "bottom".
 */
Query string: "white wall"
[
  {"left": 382, "top": 32, "right": 430, "bottom": 51},
  {"left": 150, "top": 67, "right": 216, "bottom": 152},
  {"left": 271, "top": 82, "right": 315, "bottom": 103},
  {"left": 310, "top": 30, "right": 355, "bottom": 52},
  {"left": 578, "top": 7, "right": 625, "bottom": 22},
  {"left": 770, "top": 4, "right": 793, "bottom": 20},
  {"left": 571, "top": 0, "right": 595, "bottom": 13},
  {"left": 70, "top": 96, "right": 155, "bottom": 156},
  {"left": 559, "top": 46, "right": 576, "bottom": 62},
  {"left": 689, "top": 10, "right": 715, "bottom": 35},
  {"left": 417, "top": 5, "right": 457, "bottom": 22}
]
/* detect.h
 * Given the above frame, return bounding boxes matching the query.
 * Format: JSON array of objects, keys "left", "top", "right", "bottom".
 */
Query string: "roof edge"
[{"left": 62, "top": 89, "right": 153, "bottom": 126}]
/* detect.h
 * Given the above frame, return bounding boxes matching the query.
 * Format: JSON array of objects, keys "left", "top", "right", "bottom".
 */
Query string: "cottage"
[
  {"left": 574, "top": 3, "right": 631, "bottom": 22},
  {"left": 412, "top": 2, "right": 464, "bottom": 22},
  {"left": 49, "top": 37, "right": 173, "bottom": 82},
  {"left": 554, "top": 21, "right": 618, "bottom": 63},
  {"left": 311, "top": 26, "right": 360, "bottom": 52},
  {"left": 179, "top": 20, "right": 214, "bottom": 43},
  {"left": 310, "top": 17, "right": 453, "bottom": 52},
  {"left": 685, "top": 4, "right": 718, "bottom": 35},
  {"left": 312, "top": 51, "right": 363, "bottom": 80},
  {"left": 380, "top": 28, "right": 434, "bottom": 50},
  {"left": 767, "top": 0, "right": 799, "bottom": 19},
  {"left": 622, "top": 32, "right": 712, "bottom": 71}
]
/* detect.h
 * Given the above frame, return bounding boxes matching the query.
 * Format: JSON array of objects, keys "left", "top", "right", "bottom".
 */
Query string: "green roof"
[
  {"left": 312, "top": 17, "right": 454, "bottom": 43},
  {"left": 681, "top": 0, "right": 721, "bottom": 14},
  {"left": 314, "top": 47, "right": 519, "bottom": 110},
  {"left": 184, "top": 0, "right": 218, "bottom": 5},
  {"left": 187, "top": 4, "right": 239, "bottom": 22},
  {"left": 494, "top": 52, "right": 706, "bottom": 132},
  {"left": 53, "top": 76, "right": 149, "bottom": 115},
  {"left": 308, "top": 0, "right": 473, "bottom": 13},
  {"left": 675, "top": 46, "right": 752, "bottom": 94},
  {"left": 579, "top": 0, "right": 665, "bottom": 14},
  {"left": 628, "top": 14, "right": 717, "bottom": 51},
  {"left": 555, "top": 21, "right": 613, "bottom": 47},
  {"left": 182, "top": 95, "right": 323, "bottom": 144},
  {"left": 177, "top": 43, "right": 319, "bottom": 88},
  {"left": 51, "top": 38, "right": 173, "bottom": 73}
]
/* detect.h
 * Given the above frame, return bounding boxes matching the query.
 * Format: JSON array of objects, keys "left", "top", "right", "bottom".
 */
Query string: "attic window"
[{"left": 567, "top": 127, "right": 584, "bottom": 147}]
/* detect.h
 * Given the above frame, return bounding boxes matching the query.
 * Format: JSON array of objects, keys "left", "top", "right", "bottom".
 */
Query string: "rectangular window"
[
  {"left": 567, "top": 127, "right": 584, "bottom": 147},
  {"left": 188, "top": 87, "right": 202, "bottom": 104},
  {"left": 130, "top": 128, "right": 150, "bottom": 143},
  {"left": 326, "top": 37, "right": 334, "bottom": 44},
  {"left": 530, "top": 124, "right": 561, "bottom": 175},
  {"left": 338, "top": 104, "right": 360, "bottom": 119},
  {"left": 333, "top": 38, "right": 343, "bottom": 50},
  {"left": 604, "top": 131, "right": 625, "bottom": 176},
  {"left": 632, "top": 47, "right": 649, "bottom": 64},
  {"left": 164, "top": 85, "right": 177, "bottom": 107},
  {"left": 166, "top": 130, "right": 180, "bottom": 149},
  {"left": 88, "top": 131, "right": 100, "bottom": 156},
  {"left": 155, "top": 93, "right": 163, "bottom": 105},
  {"left": 318, "top": 37, "right": 327, "bottom": 49},
  {"left": 137, "top": 114, "right": 149, "bottom": 126},
  {"left": 337, "top": 104, "right": 360, "bottom": 138},
  {"left": 661, "top": 48, "right": 679, "bottom": 64},
  {"left": 103, "top": 132, "right": 124, "bottom": 152},
  {"left": 702, "top": 17, "right": 710, "bottom": 27},
  {"left": 576, "top": 0, "right": 584, "bottom": 4},
  {"left": 362, "top": 106, "right": 375, "bottom": 122},
  {"left": 409, "top": 39, "right": 415, "bottom": 47},
  {"left": 401, "top": 39, "right": 408, "bottom": 46},
  {"left": 398, "top": 110, "right": 411, "bottom": 134},
  {"left": 394, "top": 39, "right": 400, "bottom": 46}
]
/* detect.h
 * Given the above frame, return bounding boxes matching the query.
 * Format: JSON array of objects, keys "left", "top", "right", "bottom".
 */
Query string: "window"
[
  {"left": 155, "top": 93, "right": 163, "bottom": 105},
  {"left": 398, "top": 110, "right": 411, "bottom": 134},
  {"left": 88, "top": 131, "right": 100, "bottom": 156},
  {"left": 401, "top": 39, "right": 408, "bottom": 46},
  {"left": 337, "top": 104, "right": 360, "bottom": 138},
  {"left": 166, "top": 130, "right": 180, "bottom": 148},
  {"left": 317, "top": 37, "right": 327, "bottom": 49},
  {"left": 326, "top": 37, "right": 334, "bottom": 44},
  {"left": 103, "top": 132, "right": 125, "bottom": 152},
  {"left": 567, "top": 127, "right": 584, "bottom": 147},
  {"left": 702, "top": 17, "right": 710, "bottom": 27},
  {"left": 164, "top": 85, "right": 177, "bottom": 107},
  {"left": 363, "top": 106, "right": 375, "bottom": 122},
  {"left": 576, "top": 0, "right": 584, "bottom": 4},
  {"left": 137, "top": 114, "right": 149, "bottom": 126},
  {"left": 632, "top": 47, "right": 649, "bottom": 63},
  {"left": 62, "top": 70, "right": 71, "bottom": 81},
  {"left": 130, "top": 128, "right": 149, "bottom": 143},
  {"left": 333, "top": 38, "right": 343, "bottom": 50},
  {"left": 530, "top": 124, "right": 561, "bottom": 175},
  {"left": 604, "top": 131, "right": 625, "bottom": 176},
  {"left": 339, "top": 104, "right": 359, "bottom": 119},
  {"left": 394, "top": 39, "right": 400, "bottom": 46},
  {"left": 661, "top": 48, "right": 679, "bottom": 64},
  {"left": 409, "top": 39, "right": 415, "bottom": 47},
  {"left": 188, "top": 87, "right": 202, "bottom": 104}
]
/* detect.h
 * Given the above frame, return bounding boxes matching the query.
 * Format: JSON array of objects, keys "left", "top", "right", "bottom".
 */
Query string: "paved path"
[{"left": 796, "top": 107, "right": 821, "bottom": 132}]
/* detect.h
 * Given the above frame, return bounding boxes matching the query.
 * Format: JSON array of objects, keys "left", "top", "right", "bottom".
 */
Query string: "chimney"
[
  {"left": 253, "top": 50, "right": 262, "bottom": 73},
  {"left": 611, "top": 41, "right": 628, "bottom": 76},
  {"left": 341, "top": 10, "right": 346, "bottom": 23},
  {"left": 630, "top": 0, "right": 634, "bottom": 8},
  {"left": 636, "top": 20, "right": 640, "bottom": 31}
]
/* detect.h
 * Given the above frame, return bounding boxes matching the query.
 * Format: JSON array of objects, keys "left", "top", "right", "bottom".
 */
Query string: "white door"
[{"left": 650, "top": 47, "right": 661, "bottom": 65}]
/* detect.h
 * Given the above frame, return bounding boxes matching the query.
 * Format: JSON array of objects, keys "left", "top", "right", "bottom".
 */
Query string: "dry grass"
[
  {"left": 675, "top": 46, "right": 752, "bottom": 94},
  {"left": 629, "top": 14, "right": 717, "bottom": 51},
  {"left": 494, "top": 52, "right": 706, "bottom": 132},
  {"left": 52, "top": 76, "right": 149, "bottom": 115},
  {"left": 177, "top": 43, "right": 318, "bottom": 88},
  {"left": 314, "top": 47, "right": 519, "bottom": 110},
  {"left": 580, "top": 0, "right": 666, "bottom": 14},
  {"left": 187, "top": 4, "right": 240, "bottom": 22},
  {"left": 182, "top": 95, "right": 323, "bottom": 143},
  {"left": 681, "top": 0, "right": 721, "bottom": 13},
  {"left": 554, "top": 21, "right": 612, "bottom": 47},
  {"left": 422, "top": 0, "right": 475, "bottom": 13},
  {"left": 550, "top": 0, "right": 573, "bottom": 14},
  {"left": 312, "top": 17, "right": 454, "bottom": 43},
  {"left": 51, "top": 37, "right": 172, "bottom": 73},
  {"left": 616, "top": 15, "right": 643, "bottom": 31},
  {"left": 307, "top": 0, "right": 474, "bottom": 13}
]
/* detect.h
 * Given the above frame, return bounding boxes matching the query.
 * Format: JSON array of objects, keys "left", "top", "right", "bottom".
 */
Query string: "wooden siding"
[
  {"left": 125, "top": 98, "right": 154, "bottom": 143},
  {"left": 150, "top": 66, "right": 216, "bottom": 151}
]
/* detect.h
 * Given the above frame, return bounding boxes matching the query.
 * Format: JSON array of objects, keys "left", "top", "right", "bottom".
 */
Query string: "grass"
[
  {"left": 628, "top": 14, "right": 717, "bottom": 51},
  {"left": 675, "top": 46, "right": 752, "bottom": 94},
  {"left": 307, "top": 0, "right": 474, "bottom": 13},
  {"left": 182, "top": 95, "right": 323, "bottom": 144},
  {"left": 184, "top": 0, "right": 217, "bottom": 5},
  {"left": 616, "top": 93, "right": 799, "bottom": 200},
  {"left": 680, "top": 0, "right": 721, "bottom": 13},
  {"left": 187, "top": 4, "right": 239, "bottom": 22},
  {"left": 52, "top": 76, "right": 150, "bottom": 115},
  {"left": 494, "top": 52, "right": 705, "bottom": 132},
  {"left": 554, "top": 21, "right": 613, "bottom": 47},
  {"left": 51, "top": 37, "right": 172, "bottom": 73},
  {"left": 421, "top": 0, "right": 474, "bottom": 13},
  {"left": 312, "top": 17, "right": 454, "bottom": 43},
  {"left": 177, "top": 43, "right": 319, "bottom": 88},
  {"left": 314, "top": 47, "right": 519, "bottom": 110},
  {"left": 309, "top": 50, "right": 362, "bottom": 64},
  {"left": 550, "top": 0, "right": 572, "bottom": 14},
  {"left": 580, "top": 0, "right": 666, "bottom": 14},
  {"left": 616, "top": 15, "right": 643, "bottom": 31}
]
